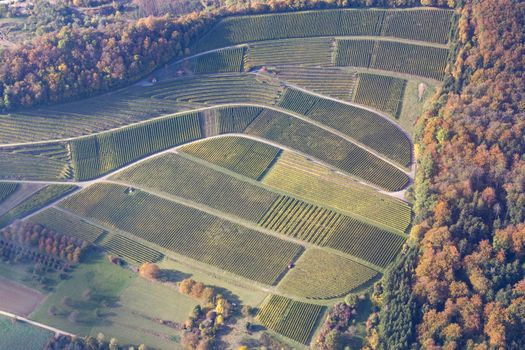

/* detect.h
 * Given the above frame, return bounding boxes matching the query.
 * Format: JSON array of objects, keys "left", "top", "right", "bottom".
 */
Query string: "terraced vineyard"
[
  {"left": 59, "top": 183, "right": 303, "bottom": 285},
  {"left": 136, "top": 73, "right": 283, "bottom": 107},
  {"left": 180, "top": 136, "right": 281, "bottom": 180},
  {"left": 0, "top": 185, "right": 77, "bottom": 228},
  {"left": 278, "top": 88, "right": 412, "bottom": 166},
  {"left": 354, "top": 73, "right": 407, "bottom": 117},
  {"left": 111, "top": 153, "right": 279, "bottom": 222},
  {"left": 326, "top": 216, "right": 406, "bottom": 268},
  {"left": 245, "top": 37, "right": 333, "bottom": 68},
  {"left": 256, "top": 294, "right": 325, "bottom": 344},
  {"left": 258, "top": 196, "right": 340, "bottom": 245},
  {"left": 194, "top": 8, "right": 452, "bottom": 52},
  {"left": 69, "top": 112, "right": 201, "bottom": 180},
  {"left": 335, "top": 39, "right": 449, "bottom": 80},
  {"left": 0, "top": 6, "right": 457, "bottom": 347},
  {"left": 184, "top": 47, "right": 245, "bottom": 73},
  {"left": 274, "top": 67, "right": 357, "bottom": 101},
  {"left": 0, "top": 143, "right": 73, "bottom": 180},
  {"left": 29, "top": 207, "right": 106, "bottom": 243},
  {"left": 278, "top": 249, "right": 379, "bottom": 299},
  {"left": 262, "top": 152, "right": 411, "bottom": 232},
  {"left": 244, "top": 109, "right": 410, "bottom": 191},
  {"left": 99, "top": 234, "right": 164, "bottom": 264}
]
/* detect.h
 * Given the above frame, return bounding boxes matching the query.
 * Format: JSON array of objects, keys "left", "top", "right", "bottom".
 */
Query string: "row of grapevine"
[
  {"left": 99, "top": 234, "right": 164, "bottom": 264},
  {"left": 0, "top": 95, "right": 181, "bottom": 144},
  {"left": 142, "top": 73, "right": 283, "bottom": 107},
  {"left": 69, "top": 112, "right": 202, "bottom": 180},
  {"left": 258, "top": 195, "right": 340, "bottom": 245},
  {"left": 0, "top": 142, "right": 73, "bottom": 180},
  {"left": 0, "top": 185, "right": 77, "bottom": 228},
  {"left": 353, "top": 73, "right": 407, "bottom": 118},
  {"left": 28, "top": 207, "right": 105, "bottom": 243},
  {"left": 245, "top": 109, "right": 410, "bottom": 191},
  {"left": 188, "top": 47, "right": 245, "bottom": 73},
  {"left": 0, "top": 183, "right": 18, "bottom": 204},
  {"left": 256, "top": 294, "right": 325, "bottom": 344},
  {"left": 111, "top": 153, "right": 279, "bottom": 223},
  {"left": 274, "top": 67, "right": 357, "bottom": 101},
  {"left": 278, "top": 248, "right": 379, "bottom": 299},
  {"left": 245, "top": 37, "right": 333, "bottom": 68},
  {"left": 194, "top": 8, "right": 452, "bottom": 52},
  {"left": 326, "top": 216, "right": 406, "bottom": 268},
  {"left": 380, "top": 8, "right": 453, "bottom": 45},
  {"left": 180, "top": 136, "right": 281, "bottom": 180},
  {"left": 59, "top": 183, "right": 303, "bottom": 285},
  {"left": 335, "top": 39, "right": 449, "bottom": 80},
  {"left": 278, "top": 88, "right": 412, "bottom": 167},
  {"left": 262, "top": 152, "right": 412, "bottom": 233},
  {"left": 216, "top": 106, "right": 263, "bottom": 134}
]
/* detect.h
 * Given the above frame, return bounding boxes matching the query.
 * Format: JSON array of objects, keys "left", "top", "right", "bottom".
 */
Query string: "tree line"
[{"left": 367, "top": 0, "right": 525, "bottom": 348}]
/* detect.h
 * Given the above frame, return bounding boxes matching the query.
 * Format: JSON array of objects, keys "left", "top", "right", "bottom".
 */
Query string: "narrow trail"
[{"left": 0, "top": 309, "right": 75, "bottom": 337}]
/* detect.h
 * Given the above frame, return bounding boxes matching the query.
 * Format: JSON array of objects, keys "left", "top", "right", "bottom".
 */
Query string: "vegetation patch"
[
  {"left": 256, "top": 294, "right": 325, "bottom": 344},
  {"left": 0, "top": 315, "right": 52, "bottom": 350},
  {"left": 277, "top": 248, "right": 379, "bottom": 299}
]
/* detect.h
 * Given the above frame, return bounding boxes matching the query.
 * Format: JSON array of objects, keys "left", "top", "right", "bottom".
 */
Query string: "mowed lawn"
[
  {"left": 0, "top": 315, "right": 52, "bottom": 350},
  {"left": 31, "top": 251, "right": 198, "bottom": 349}
]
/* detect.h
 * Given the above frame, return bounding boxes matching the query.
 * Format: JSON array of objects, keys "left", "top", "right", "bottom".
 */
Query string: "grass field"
[
  {"left": 0, "top": 185, "right": 77, "bottom": 228},
  {"left": 111, "top": 152, "right": 279, "bottom": 222},
  {"left": 256, "top": 294, "right": 325, "bottom": 344},
  {"left": 59, "top": 183, "right": 303, "bottom": 285},
  {"left": 31, "top": 250, "right": 194, "bottom": 349},
  {"left": 0, "top": 315, "right": 52, "bottom": 350},
  {"left": 262, "top": 151, "right": 411, "bottom": 232},
  {"left": 277, "top": 248, "right": 379, "bottom": 299},
  {"left": 245, "top": 109, "right": 410, "bottom": 191},
  {"left": 180, "top": 136, "right": 281, "bottom": 180}
]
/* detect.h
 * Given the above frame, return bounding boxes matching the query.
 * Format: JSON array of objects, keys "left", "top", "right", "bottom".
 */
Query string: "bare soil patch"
[{"left": 0, "top": 277, "right": 45, "bottom": 316}]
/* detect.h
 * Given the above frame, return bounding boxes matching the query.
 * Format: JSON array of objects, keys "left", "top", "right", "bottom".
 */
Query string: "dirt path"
[{"left": 0, "top": 277, "right": 45, "bottom": 317}]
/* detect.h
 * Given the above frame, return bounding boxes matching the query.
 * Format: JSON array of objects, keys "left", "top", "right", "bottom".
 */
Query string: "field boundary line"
[{"left": 0, "top": 309, "right": 75, "bottom": 337}]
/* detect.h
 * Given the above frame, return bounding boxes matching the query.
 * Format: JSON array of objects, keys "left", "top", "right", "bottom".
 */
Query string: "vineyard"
[
  {"left": 277, "top": 249, "right": 379, "bottom": 299},
  {"left": 58, "top": 183, "right": 303, "bottom": 285},
  {"left": 69, "top": 112, "right": 201, "bottom": 180},
  {"left": 262, "top": 152, "right": 412, "bottom": 232},
  {"left": 28, "top": 207, "right": 106, "bottom": 243},
  {"left": 245, "top": 37, "right": 333, "bottom": 68},
  {"left": 111, "top": 153, "right": 279, "bottom": 222},
  {"left": 180, "top": 136, "right": 281, "bottom": 180},
  {"left": 244, "top": 109, "right": 410, "bottom": 191},
  {"left": 335, "top": 39, "right": 449, "bottom": 80},
  {"left": 216, "top": 106, "right": 263, "bottom": 134},
  {"left": 258, "top": 195, "right": 341, "bottom": 245},
  {"left": 184, "top": 47, "right": 245, "bottom": 74},
  {"left": 256, "top": 294, "right": 325, "bottom": 344},
  {"left": 193, "top": 8, "right": 452, "bottom": 52},
  {"left": 278, "top": 88, "right": 412, "bottom": 166},
  {"left": 0, "top": 142, "right": 73, "bottom": 180},
  {"left": 0, "top": 185, "right": 77, "bottom": 228},
  {"left": 274, "top": 67, "right": 357, "bottom": 101},
  {"left": 0, "top": 183, "right": 18, "bottom": 203},
  {"left": 98, "top": 234, "right": 164, "bottom": 265},
  {"left": 353, "top": 73, "right": 407, "bottom": 118}
]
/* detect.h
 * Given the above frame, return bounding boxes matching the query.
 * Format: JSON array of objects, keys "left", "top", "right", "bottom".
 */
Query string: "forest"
[{"left": 369, "top": 0, "right": 525, "bottom": 349}]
